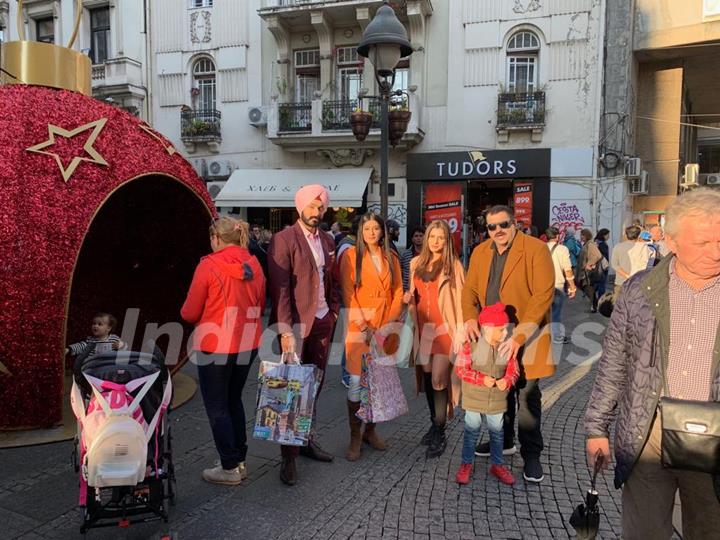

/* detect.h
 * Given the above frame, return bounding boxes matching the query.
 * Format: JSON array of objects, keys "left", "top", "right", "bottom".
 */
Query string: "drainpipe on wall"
[
  {"left": 592, "top": 0, "right": 607, "bottom": 231},
  {"left": 143, "top": 0, "right": 153, "bottom": 124}
]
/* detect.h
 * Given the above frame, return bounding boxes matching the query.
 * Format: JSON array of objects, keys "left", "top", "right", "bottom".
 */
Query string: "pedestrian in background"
[
  {"left": 339, "top": 212, "right": 403, "bottom": 461},
  {"left": 577, "top": 228, "right": 604, "bottom": 313},
  {"left": 594, "top": 228, "right": 610, "bottom": 298},
  {"left": 563, "top": 226, "right": 582, "bottom": 272},
  {"left": 611, "top": 225, "right": 641, "bottom": 297},
  {"left": 401, "top": 226, "right": 424, "bottom": 292},
  {"left": 462, "top": 205, "right": 555, "bottom": 483},
  {"left": 386, "top": 219, "right": 401, "bottom": 256},
  {"left": 546, "top": 227, "right": 576, "bottom": 343},
  {"left": 585, "top": 188, "right": 720, "bottom": 538},
  {"left": 403, "top": 220, "right": 465, "bottom": 458},
  {"left": 181, "top": 217, "right": 265, "bottom": 486},
  {"left": 649, "top": 224, "right": 670, "bottom": 258}
]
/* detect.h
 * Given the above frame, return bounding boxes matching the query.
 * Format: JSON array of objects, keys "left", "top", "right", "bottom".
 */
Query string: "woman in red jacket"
[{"left": 181, "top": 216, "right": 265, "bottom": 486}]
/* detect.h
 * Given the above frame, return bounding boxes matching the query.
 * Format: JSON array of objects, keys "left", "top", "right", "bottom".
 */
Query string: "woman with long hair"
[
  {"left": 403, "top": 220, "right": 465, "bottom": 458},
  {"left": 181, "top": 216, "right": 266, "bottom": 485},
  {"left": 339, "top": 212, "right": 403, "bottom": 461}
]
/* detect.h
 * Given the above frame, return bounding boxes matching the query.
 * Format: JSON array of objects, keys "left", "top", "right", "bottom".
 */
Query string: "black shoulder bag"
[{"left": 658, "top": 330, "right": 720, "bottom": 474}]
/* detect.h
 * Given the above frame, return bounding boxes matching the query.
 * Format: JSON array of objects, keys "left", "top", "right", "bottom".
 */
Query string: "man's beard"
[{"left": 301, "top": 214, "right": 319, "bottom": 228}]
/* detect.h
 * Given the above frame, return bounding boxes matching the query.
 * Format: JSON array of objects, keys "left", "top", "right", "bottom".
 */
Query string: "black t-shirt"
[{"left": 485, "top": 242, "right": 511, "bottom": 306}]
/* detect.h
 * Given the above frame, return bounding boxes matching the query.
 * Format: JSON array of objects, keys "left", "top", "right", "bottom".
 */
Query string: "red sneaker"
[
  {"left": 490, "top": 464, "right": 515, "bottom": 485},
  {"left": 455, "top": 463, "right": 473, "bottom": 484}
]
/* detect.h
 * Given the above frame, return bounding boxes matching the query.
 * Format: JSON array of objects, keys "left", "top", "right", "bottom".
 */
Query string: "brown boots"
[
  {"left": 346, "top": 400, "right": 363, "bottom": 461},
  {"left": 363, "top": 422, "right": 388, "bottom": 450},
  {"left": 346, "top": 400, "right": 389, "bottom": 461}
]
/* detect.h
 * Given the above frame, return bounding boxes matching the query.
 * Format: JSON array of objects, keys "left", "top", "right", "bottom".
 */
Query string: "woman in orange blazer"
[{"left": 340, "top": 212, "right": 403, "bottom": 461}]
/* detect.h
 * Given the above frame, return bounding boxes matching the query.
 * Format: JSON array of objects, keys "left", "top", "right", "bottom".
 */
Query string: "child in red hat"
[{"left": 454, "top": 302, "right": 519, "bottom": 485}]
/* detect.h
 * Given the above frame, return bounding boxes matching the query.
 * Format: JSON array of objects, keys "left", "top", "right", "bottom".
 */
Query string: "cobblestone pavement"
[{"left": 1, "top": 298, "right": 670, "bottom": 539}]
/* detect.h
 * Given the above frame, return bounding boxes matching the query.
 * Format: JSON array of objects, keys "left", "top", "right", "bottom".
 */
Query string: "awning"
[{"left": 215, "top": 168, "right": 373, "bottom": 208}]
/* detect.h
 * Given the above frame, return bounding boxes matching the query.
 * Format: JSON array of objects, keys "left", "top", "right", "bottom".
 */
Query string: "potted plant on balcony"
[
  {"left": 388, "top": 101, "right": 411, "bottom": 147},
  {"left": 350, "top": 106, "right": 373, "bottom": 142}
]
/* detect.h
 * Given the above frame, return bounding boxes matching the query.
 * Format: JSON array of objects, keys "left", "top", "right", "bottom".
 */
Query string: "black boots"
[{"left": 426, "top": 423, "right": 447, "bottom": 458}]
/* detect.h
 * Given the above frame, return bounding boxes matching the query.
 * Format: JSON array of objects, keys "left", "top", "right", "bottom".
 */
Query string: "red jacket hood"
[{"left": 204, "top": 245, "right": 260, "bottom": 280}]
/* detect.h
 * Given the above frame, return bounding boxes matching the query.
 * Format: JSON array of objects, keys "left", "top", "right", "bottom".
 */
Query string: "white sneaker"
[{"left": 202, "top": 464, "right": 243, "bottom": 486}]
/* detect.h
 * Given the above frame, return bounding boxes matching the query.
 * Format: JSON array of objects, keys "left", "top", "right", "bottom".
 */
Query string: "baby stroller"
[{"left": 70, "top": 347, "right": 175, "bottom": 536}]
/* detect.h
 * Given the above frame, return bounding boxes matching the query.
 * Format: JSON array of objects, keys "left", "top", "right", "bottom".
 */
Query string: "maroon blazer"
[{"left": 268, "top": 221, "right": 340, "bottom": 338}]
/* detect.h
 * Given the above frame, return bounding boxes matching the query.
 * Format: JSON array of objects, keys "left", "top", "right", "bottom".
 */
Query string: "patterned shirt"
[
  {"left": 68, "top": 335, "right": 123, "bottom": 358},
  {"left": 667, "top": 259, "right": 720, "bottom": 401}
]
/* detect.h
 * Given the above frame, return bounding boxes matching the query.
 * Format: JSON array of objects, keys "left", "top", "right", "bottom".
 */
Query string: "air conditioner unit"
[
  {"left": 629, "top": 170, "right": 649, "bottom": 194},
  {"left": 683, "top": 163, "right": 699, "bottom": 187},
  {"left": 206, "top": 181, "right": 226, "bottom": 200},
  {"left": 625, "top": 157, "right": 642, "bottom": 178},
  {"left": 207, "top": 160, "right": 233, "bottom": 179},
  {"left": 248, "top": 106, "right": 267, "bottom": 127},
  {"left": 707, "top": 174, "right": 720, "bottom": 186}
]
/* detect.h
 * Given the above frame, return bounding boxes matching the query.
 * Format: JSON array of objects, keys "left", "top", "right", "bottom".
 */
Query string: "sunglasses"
[{"left": 487, "top": 220, "right": 514, "bottom": 232}]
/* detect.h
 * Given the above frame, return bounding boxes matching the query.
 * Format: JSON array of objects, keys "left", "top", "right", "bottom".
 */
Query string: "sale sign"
[
  {"left": 513, "top": 181, "right": 533, "bottom": 228},
  {"left": 423, "top": 183, "right": 463, "bottom": 255}
]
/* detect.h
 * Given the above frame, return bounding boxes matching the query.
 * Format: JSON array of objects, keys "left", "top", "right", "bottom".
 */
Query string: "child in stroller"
[
  {"left": 70, "top": 344, "right": 175, "bottom": 536},
  {"left": 66, "top": 312, "right": 126, "bottom": 358}
]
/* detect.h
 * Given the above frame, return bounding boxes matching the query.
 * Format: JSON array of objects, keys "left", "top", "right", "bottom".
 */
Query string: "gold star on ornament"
[{"left": 26, "top": 118, "right": 109, "bottom": 182}]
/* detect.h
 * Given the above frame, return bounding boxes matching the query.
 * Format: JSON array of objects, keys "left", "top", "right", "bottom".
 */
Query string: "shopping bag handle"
[{"left": 281, "top": 352, "right": 301, "bottom": 365}]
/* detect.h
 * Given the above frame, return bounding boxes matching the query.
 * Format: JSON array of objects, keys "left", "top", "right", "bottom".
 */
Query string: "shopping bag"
[
  {"left": 252, "top": 355, "right": 323, "bottom": 446},
  {"left": 357, "top": 341, "right": 408, "bottom": 423},
  {"left": 394, "top": 306, "right": 415, "bottom": 369}
]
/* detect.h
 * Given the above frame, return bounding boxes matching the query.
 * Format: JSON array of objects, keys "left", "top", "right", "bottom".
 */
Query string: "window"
[
  {"left": 36, "top": 17, "right": 54, "bottom": 44},
  {"left": 335, "top": 46, "right": 363, "bottom": 102},
  {"left": 90, "top": 8, "right": 110, "bottom": 65},
  {"left": 294, "top": 49, "right": 320, "bottom": 103},
  {"left": 295, "top": 49, "right": 320, "bottom": 68},
  {"left": 190, "top": 0, "right": 213, "bottom": 7},
  {"left": 506, "top": 30, "right": 539, "bottom": 94},
  {"left": 193, "top": 57, "right": 216, "bottom": 112}
]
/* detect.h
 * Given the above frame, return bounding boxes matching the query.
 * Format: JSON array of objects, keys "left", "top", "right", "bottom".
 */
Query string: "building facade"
[
  {"left": 2, "top": 0, "right": 150, "bottom": 118},
  {"left": 404, "top": 0, "right": 614, "bottom": 255},
  {"left": 601, "top": 0, "right": 720, "bottom": 228}
]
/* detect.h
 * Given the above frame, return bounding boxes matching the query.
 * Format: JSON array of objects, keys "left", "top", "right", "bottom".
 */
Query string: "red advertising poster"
[
  {"left": 423, "top": 183, "right": 463, "bottom": 255},
  {"left": 513, "top": 181, "right": 533, "bottom": 229}
]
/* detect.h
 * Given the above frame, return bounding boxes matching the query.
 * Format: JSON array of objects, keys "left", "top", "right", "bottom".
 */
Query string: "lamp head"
[{"left": 357, "top": 3, "right": 412, "bottom": 77}]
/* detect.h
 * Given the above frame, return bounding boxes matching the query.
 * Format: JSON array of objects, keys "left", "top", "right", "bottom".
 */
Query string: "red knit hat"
[{"left": 478, "top": 302, "right": 509, "bottom": 327}]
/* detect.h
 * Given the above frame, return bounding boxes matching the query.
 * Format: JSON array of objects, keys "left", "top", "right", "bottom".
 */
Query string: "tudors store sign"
[{"left": 407, "top": 149, "right": 551, "bottom": 181}]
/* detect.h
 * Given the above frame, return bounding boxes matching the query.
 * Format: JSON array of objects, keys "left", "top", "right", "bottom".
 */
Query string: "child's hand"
[
  {"left": 402, "top": 291, "right": 413, "bottom": 304},
  {"left": 496, "top": 378, "right": 508, "bottom": 391},
  {"left": 483, "top": 376, "right": 495, "bottom": 388}
]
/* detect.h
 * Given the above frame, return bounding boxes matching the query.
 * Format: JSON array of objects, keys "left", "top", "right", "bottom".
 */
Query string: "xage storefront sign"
[{"left": 407, "top": 148, "right": 551, "bottom": 181}]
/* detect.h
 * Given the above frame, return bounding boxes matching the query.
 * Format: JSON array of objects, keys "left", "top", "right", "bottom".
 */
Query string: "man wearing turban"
[{"left": 268, "top": 183, "right": 340, "bottom": 486}]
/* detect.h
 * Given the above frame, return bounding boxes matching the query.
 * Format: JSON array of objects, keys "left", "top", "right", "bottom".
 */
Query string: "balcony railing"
[
  {"left": 279, "top": 102, "right": 312, "bottom": 132},
  {"left": 91, "top": 64, "right": 105, "bottom": 80},
  {"left": 321, "top": 99, "right": 381, "bottom": 131},
  {"left": 181, "top": 109, "right": 222, "bottom": 142},
  {"left": 497, "top": 91, "right": 545, "bottom": 127}
]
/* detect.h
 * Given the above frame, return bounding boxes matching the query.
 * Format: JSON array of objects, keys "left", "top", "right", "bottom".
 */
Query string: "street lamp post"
[{"left": 357, "top": 2, "right": 412, "bottom": 219}]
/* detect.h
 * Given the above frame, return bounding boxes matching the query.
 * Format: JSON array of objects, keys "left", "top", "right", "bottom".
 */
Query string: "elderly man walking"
[
  {"left": 585, "top": 188, "right": 720, "bottom": 539},
  {"left": 268, "top": 184, "right": 339, "bottom": 486},
  {"left": 462, "top": 205, "right": 555, "bottom": 483}
]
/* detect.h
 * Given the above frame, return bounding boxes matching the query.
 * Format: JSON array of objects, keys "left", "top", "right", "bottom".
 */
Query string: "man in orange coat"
[{"left": 462, "top": 205, "right": 555, "bottom": 483}]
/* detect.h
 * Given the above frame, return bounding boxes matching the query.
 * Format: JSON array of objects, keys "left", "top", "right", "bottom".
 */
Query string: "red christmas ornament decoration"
[{"left": 0, "top": 85, "right": 215, "bottom": 428}]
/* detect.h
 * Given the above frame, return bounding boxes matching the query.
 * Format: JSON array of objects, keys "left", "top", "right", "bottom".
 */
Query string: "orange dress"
[{"left": 414, "top": 274, "right": 453, "bottom": 355}]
